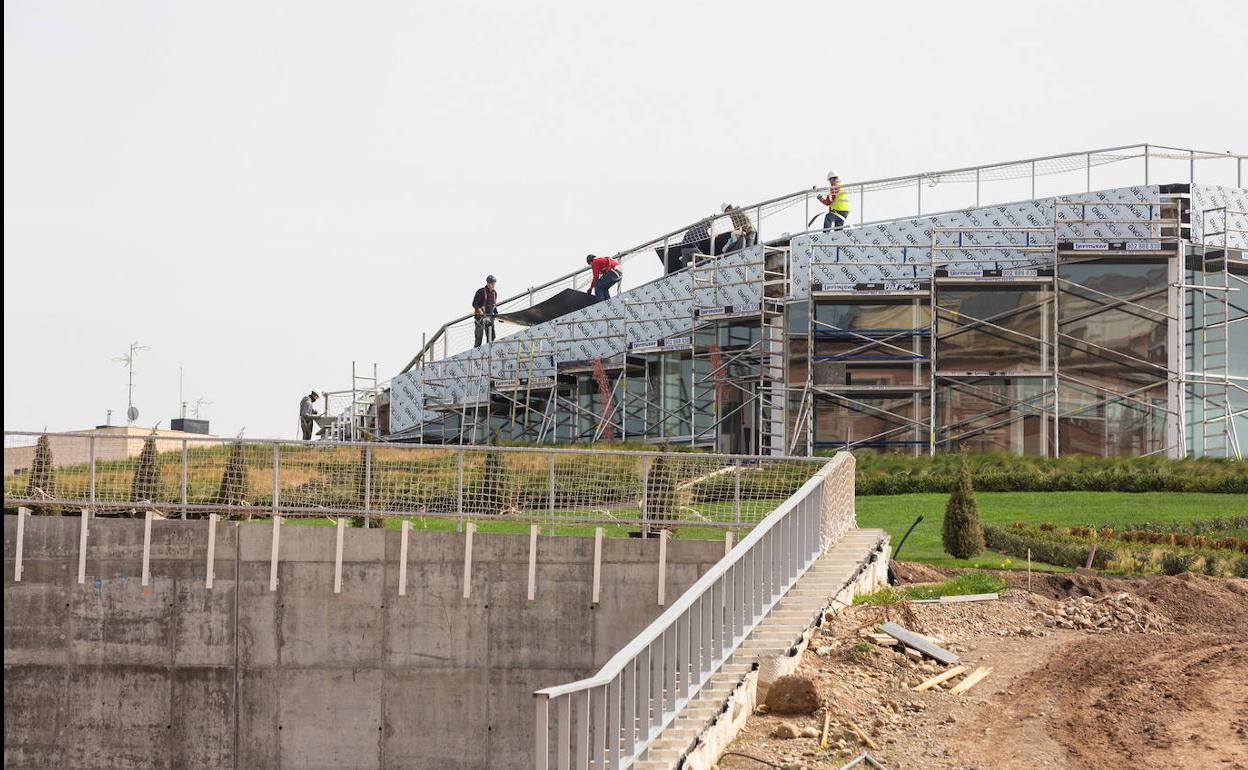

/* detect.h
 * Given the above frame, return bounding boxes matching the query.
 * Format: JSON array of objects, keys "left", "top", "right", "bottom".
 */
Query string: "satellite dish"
[{"left": 127, "top": 405, "right": 140, "bottom": 422}]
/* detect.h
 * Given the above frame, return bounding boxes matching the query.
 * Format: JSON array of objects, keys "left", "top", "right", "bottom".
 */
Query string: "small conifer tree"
[{"left": 942, "top": 452, "right": 985, "bottom": 559}]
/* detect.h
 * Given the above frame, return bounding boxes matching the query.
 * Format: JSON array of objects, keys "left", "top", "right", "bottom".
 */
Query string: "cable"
[{"left": 719, "top": 751, "right": 788, "bottom": 769}]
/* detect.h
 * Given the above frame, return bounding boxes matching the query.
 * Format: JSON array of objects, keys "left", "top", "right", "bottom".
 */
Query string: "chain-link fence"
[{"left": 3, "top": 431, "right": 827, "bottom": 530}]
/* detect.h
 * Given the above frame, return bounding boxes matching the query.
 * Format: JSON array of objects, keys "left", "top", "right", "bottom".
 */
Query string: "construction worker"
[
  {"left": 472, "top": 275, "right": 498, "bottom": 347},
  {"left": 721, "top": 203, "right": 757, "bottom": 252},
  {"left": 586, "top": 254, "right": 622, "bottom": 302},
  {"left": 819, "top": 171, "right": 851, "bottom": 230},
  {"left": 299, "top": 391, "right": 320, "bottom": 440}
]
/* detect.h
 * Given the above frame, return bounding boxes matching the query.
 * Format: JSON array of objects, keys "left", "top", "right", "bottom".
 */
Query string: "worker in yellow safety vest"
[{"left": 818, "top": 171, "right": 851, "bottom": 230}]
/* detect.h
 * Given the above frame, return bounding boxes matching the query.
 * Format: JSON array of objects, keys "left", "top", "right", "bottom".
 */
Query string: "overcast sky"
[{"left": 5, "top": 0, "right": 1246, "bottom": 440}]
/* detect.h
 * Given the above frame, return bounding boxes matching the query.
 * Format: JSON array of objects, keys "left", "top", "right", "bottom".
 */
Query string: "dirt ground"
[{"left": 716, "top": 568, "right": 1248, "bottom": 770}]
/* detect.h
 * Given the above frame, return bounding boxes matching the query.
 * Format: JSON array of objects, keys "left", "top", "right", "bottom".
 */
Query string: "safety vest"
[{"left": 827, "top": 184, "right": 851, "bottom": 212}]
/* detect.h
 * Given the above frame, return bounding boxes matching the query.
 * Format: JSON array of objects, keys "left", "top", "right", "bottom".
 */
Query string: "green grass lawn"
[
  {"left": 857, "top": 491, "right": 1247, "bottom": 570},
  {"left": 277, "top": 512, "right": 735, "bottom": 542}
]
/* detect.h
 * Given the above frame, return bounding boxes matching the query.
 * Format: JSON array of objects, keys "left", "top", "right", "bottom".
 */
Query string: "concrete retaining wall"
[{"left": 3, "top": 515, "right": 725, "bottom": 770}]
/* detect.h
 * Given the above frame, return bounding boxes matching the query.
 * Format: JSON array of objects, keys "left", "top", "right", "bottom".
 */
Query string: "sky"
[{"left": 5, "top": 0, "right": 1247, "bottom": 440}]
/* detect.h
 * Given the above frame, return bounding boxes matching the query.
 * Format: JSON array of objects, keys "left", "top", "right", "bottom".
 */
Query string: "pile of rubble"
[{"left": 1039, "top": 591, "right": 1167, "bottom": 633}]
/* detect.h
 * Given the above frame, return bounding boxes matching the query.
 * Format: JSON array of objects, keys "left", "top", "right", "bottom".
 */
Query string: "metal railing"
[
  {"left": 3, "top": 430, "right": 825, "bottom": 530},
  {"left": 403, "top": 144, "right": 1245, "bottom": 370},
  {"left": 532, "top": 452, "right": 855, "bottom": 769}
]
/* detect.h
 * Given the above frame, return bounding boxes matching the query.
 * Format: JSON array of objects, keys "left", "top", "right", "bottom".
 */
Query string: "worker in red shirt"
[{"left": 585, "top": 254, "right": 622, "bottom": 302}]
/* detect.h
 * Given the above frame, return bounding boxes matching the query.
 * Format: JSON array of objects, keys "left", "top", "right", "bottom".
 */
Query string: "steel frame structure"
[{"left": 377, "top": 147, "right": 1244, "bottom": 459}]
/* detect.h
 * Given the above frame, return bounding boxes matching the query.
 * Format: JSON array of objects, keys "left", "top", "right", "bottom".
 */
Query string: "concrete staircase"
[{"left": 633, "top": 528, "right": 889, "bottom": 769}]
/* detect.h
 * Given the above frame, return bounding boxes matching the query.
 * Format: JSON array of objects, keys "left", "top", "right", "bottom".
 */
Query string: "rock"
[
  {"left": 764, "top": 675, "right": 822, "bottom": 715},
  {"left": 773, "top": 721, "right": 801, "bottom": 739},
  {"left": 944, "top": 714, "right": 958, "bottom": 724},
  {"left": 904, "top": 647, "right": 923, "bottom": 661},
  {"left": 816, "top": 645, "right": 835, "bottom": 656},
  {"left": 800, "top": 725, "right": 820, "bottom": 738}
]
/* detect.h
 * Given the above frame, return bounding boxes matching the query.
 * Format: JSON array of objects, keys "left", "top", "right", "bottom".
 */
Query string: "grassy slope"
[{"left": 857, "top": 491, "right": 1247, "bottom": 569}]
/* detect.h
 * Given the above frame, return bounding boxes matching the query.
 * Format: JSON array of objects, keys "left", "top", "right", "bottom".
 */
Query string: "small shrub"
[
  {"left": 26, "top": 434, "right": 62, "bottom": 516},
  {"left": 942, "top": 453, "right": 984, "bottom": 559},
  {"left": 130, "top": 436, "right": 162, "bottom": 510},
  {"left": 1161, "top": 552, "right": 1198, "bottom": 576}
]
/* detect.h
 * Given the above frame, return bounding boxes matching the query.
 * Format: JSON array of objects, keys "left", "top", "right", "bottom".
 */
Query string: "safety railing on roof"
[
  {"left": 2, "top": 430, "right": 827, "bottom": 530},
  {"left": 532, "top": 451, "right": 855, "bottom": 770},
  {"left": 404, "top": 144, "right": 1245, "bottom": 370}
]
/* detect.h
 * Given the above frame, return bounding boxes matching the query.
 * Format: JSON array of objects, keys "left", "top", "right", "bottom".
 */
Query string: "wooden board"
[
  {"left": 910, "top": 592, "right": 999, "bottom": 604},
  {"left": 912, "top": 665, "right": 968, "bottom": 692},
  {"left": 950, "top": 666, "right": 993, "bottom": 695},
  {"left": 878, "top": 622, "right": 959, "bottom": 665}
]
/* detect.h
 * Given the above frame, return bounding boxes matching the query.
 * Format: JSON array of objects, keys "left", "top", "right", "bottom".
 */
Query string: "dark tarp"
[
  {"left": 655, "top": 232, "right": 735, "bottom": 274},
  {"left": 495, "top": 288, "right": 599, "bottom": 327}
]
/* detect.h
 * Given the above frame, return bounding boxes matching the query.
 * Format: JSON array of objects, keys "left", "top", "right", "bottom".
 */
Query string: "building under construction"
[{"left": 338, "top": 144, "right": 1246, "bottom": 459}]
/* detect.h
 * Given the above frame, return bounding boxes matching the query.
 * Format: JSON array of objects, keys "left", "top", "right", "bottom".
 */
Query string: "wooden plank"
[
  {"left": 527, "top": 524, "right": 539, "bottom": 602},
  {"left": 878, "top": 622, "right": 959, "bottom": 665},
  {"left": 819, "top": 709, "right": 831, "bottom": 750},
  {"left": 14, "top": 507, "right": 28, "bottom": 582},
  {"left": 591, "top": 527, "right": 603, "bottom": 604},
  {"left": 398, "top": 520, "right": 410, "bottom": 596},
  {"left": 462, "top": 522, "right": 476, "bottom": 599},
  {"left": 910, "top": 592, "right": 999, "bottom": 604},
  {"left": 847, "top": 720, "right": 880, "bottom": 751},
  {"left": 949, "top": 666, "right": 992, "bottom": 695},
  {"left": 205, "top": 514, "right": 218, "bottom": 589},
  {"left": 333, "top": 518, "right": 345, "bottom": 594},
  {"left": 912, "top": 665, "right": 968, "bottom": 692}
]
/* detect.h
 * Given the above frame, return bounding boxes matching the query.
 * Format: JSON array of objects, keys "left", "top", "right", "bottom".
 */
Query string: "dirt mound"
[
  {"left": 1001, "top": 633, "right": 1248, "bottom": 769},
  {"left": 763, "top": 675, "right": 821, "bottom": 715},
  {"left": 1023, "top": 572, "right": 1248, "bottom": 632},
  {"left": 891, "top": 561, "right": 949, "bottom": 584},
  {"left": 1130, "top": 573, "right": 1248, "bottom": 632}
]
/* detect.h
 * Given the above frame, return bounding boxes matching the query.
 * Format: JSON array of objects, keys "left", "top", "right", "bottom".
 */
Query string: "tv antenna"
[
  {"left": 112, "top": 341, "right": 151, "bottom": 424},
  {"left": 191, "top": 397, "right": 213, "bottom": 419}
]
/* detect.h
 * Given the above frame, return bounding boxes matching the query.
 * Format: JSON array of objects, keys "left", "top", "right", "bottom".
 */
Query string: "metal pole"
[
  {"left": 180, "top": 439, "right": 188, "bottom": 520},
  {"left": 548, "top": 452, "right": 556, "bottom": 536},
  {"left": 975, "top": 168, "right": 980, "bottom": 207},
  {"left": 733, "top": 459, "right": 741, "bottom": 529},
  {"left": 1031, "top": 160, "right": 1036, "bottom": 199},
  {"left": 1190, "top": 150, "right": 1195, "bottom": 185},
  {"left": 917, "top": 177, "right": 922, "bottom": 216},
  {"left": 88, "top": 436, "right": 96, "bottom": 514},
  {"left": 1144, "top": 144, "right": 1150, "bottom": 185},
  {"left": 271, "top": 444, "right": 280, "bottom": 514},
  {"left": 364, "top": 445, "right": 372, "bottom": 511},
  {"left": 456, "top": 448, "right": 465, "bottom": 529},
  {"left": 1086, "top": 152, "right": 1091, "bottom": 192},
  {"left": 640, "top": 456, "right": 650, "bottom": 537}
]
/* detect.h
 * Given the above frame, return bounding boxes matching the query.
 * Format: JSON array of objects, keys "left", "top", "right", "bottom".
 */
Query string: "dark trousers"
[
  {"left": 474, "top": 315, "right": 496, "bottom": 347},
  {"left": 823, "top": 211, "right": 848, "bottom": 231},
  {"left": 593, "top": 270, "right": 621, "bottom": 302},
  {"left": 300, "top": 418, "right": 314, "bottom": 441}
]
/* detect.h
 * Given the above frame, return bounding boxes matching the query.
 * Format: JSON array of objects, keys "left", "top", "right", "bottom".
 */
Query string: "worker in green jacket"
[{"left": 819, "top": 171, "right": 851, "bottom": 230}]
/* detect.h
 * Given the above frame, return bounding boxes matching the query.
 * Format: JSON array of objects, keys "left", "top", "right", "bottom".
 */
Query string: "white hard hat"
[
  {"left": 827, "top": 171, "right": 838, "bottom": 180},
  {"left": 721, "top": 202, "right": 731, "bottom": 212}
]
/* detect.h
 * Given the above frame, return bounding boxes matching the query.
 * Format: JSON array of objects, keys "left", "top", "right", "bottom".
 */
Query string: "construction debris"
[
  {"left": 910, "top": 592, "right": 999, "bottom": 604},
  {"left": 912, "top": 665, "right": 968, "bottom": 692},
  {"left": 949, "top": 666, "right": 993, "bottom": 695},
  {"left": 878, "top": 622, "right": 960, "bottom": 665},
  {"left": 847, "top": 720, "right": 881, "bottom": 751},
  {"left": 838, "top": 752, "right": 890, "bottom": 770},
  {"left": 1039, "top": 592, "right": 1168, "bottom": 633}
]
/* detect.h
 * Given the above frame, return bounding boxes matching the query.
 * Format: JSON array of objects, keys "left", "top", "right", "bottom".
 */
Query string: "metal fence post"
[
  {"left": 640, "top": 456, "right": 650, "bottom": 537},
  {"left": 180, "top": 439, "right": 188, "bottom": 520},
  {"left": 364, "top": 445, "right": 372, "bottom": 511},
  {"left": 548, "top": 452, "right": 556, "bottom": 536},
  {"left": 456, "top": 448, "right": 465, "bottom": 530},
  {"left": 271, "top": 444, "right": 280, "bottom": 515},
  {"left": 88, "top": 436, "right": 96, "bottom": 514},
  {"left": 733, "top": 459, "right": 742, "bottom": 529}
]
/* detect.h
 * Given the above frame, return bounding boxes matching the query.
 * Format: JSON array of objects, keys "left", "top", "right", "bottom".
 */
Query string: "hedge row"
[
  {"left": 849, "top": 453, "right": 1247, "bottom": 495},
  {"left": 984, "top": 525, "right": 1248, "bottom": 578}
]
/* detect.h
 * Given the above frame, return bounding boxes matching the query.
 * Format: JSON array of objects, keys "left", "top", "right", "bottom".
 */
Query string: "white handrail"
[{"left": 533, "top": 452, "right": 855, "bottom": 769}]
